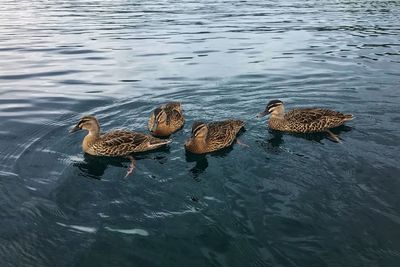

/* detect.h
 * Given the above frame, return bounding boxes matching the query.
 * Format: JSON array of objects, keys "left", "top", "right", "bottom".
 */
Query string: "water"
[{"left": 1, "top": 0, "right": 400, "bottom": 266}]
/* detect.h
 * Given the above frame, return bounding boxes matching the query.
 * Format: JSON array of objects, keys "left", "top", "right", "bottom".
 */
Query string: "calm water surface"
[{"left": 1, "top": 0, "right": 400, "bottom": 266}]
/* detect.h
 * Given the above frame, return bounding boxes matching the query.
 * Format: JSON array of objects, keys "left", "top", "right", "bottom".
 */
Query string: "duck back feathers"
[
  {"left": 185, "top": 119, "right": 245, "bottom": 154},
  {"left": 270, "top": 108, "right": 353, "bottom": 133},
  {"left": 89, "top": 130, "right": 171, "bottom": 156},
  {"left": 148, "top": 102, "right": 185, "bottom": 137}
]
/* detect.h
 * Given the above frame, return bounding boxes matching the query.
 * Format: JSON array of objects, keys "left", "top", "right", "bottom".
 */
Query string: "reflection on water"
[
  {"left": 75, "top": 149, "right": 171, "bottom": 180},
  {"left": 266, "top": 125, "right": 354, "bottom": 145},
  {"left": 74, "top": 155, "right": 126, "bottom": 179},
  {"left": 185, "top": 152, "right": 209, "bottom": 180},
  {"left": 1, "top": 0, "right": 400, "bottom": 266}
]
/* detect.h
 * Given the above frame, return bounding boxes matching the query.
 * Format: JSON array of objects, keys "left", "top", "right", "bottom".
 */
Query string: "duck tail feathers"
[{"left": 344, "top": 114, "right": 354, "bottom": 121}]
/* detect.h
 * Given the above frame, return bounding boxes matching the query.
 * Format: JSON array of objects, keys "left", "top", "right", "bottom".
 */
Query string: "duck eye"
[
  {"left": 154, "top": 109, "right": 165, "bottom": 122},
  {"left": 193, "top": 125, "right": 206, "bottom": 136},
  {"left": 78, "top": 119, "right": 89, "bottom": 127}
]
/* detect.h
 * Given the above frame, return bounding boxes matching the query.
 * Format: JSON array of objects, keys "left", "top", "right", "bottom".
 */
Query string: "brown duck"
[
  {"left": 70, "top": 115, "right": 171, "bottom": 176},
  {"left": 148, "top": 102, "right": 185, "bottom": 137},
  {"left": 258, "top": 100, "right": 353, "bottom": 142},
  {"left": 185, "top": 120, "right": 245, "bottom": 154}
]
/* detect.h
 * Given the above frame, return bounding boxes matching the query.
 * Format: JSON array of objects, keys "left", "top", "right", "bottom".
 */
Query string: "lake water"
[{"left": 1, "top": 0, "right": 400, "bottom": 266}]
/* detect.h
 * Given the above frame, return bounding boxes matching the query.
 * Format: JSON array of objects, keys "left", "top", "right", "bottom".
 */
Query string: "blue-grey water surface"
[{"left": 1, "top": 0, "right": 400, "bottom": 266}]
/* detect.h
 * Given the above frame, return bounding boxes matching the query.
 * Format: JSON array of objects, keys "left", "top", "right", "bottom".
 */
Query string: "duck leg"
[
  {"left": 326, "top": 129, "right": 341, "bottom": 143},
  {"left": 124, "top": 155, "right": 136, "bottom": 178},
  {"left": 236, "top": 139, "right": 249, "bottom": 147}
]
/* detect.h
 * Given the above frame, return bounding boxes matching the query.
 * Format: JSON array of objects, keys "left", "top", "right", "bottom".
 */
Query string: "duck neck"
[
  {"left": 82, "top": 129, "right": 100, "bottom": 152},
  {"left": 269, "top": 108, "right": 286, "bottom": 130},
  {"left": 186, "top": 137, "right": 206, "bottom": 152},
  {"left": 270, "top": 106, "right": 285, "bottom": 120},
  {"left": 270, "top": 113, "right": 285, "bottom": 120}
]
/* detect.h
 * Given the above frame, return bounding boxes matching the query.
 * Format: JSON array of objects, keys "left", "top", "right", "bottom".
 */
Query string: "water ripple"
[{"left": 0, "top": 70, "right": 82, "bottom": 80}]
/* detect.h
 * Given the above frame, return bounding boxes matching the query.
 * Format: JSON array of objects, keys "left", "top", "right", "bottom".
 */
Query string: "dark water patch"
[
  {"left": 84, "top": 56, "right": 109, "bottom": 60},
  {"left": 58, "top": 79, "right": 113, "bottom": 86},
  {"left": 173, "top": 56, "right": 194, "bottom": 60},
  {"left": 20, "top": 47, "right": 64, "bottom": 52},
  {"left": 85, "top": 90, "right": 103, "bottom": 94},
  {"left": 0, "top": 47, "right": 24, "bottom": 52},
  {"left": 193, "top": 49, "right": 219, "bottom": 54},
  {"left": 119, "top": 79, "right": 141, "bottom": 83},
  {"left": 136, "top": 52, "right": 169, "bottom": 57},
  {"left": 158, "top": 76, "right": 187, "bottom": 81},
  {"left": 0, "top": 70, "right": 82, "bottom": 80},
  {"left": 58, "top": 49, "right": 103, "bottom": 55}
]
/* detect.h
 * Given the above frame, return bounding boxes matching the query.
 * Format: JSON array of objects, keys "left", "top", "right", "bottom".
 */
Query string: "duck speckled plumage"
[
  {"left": 258, "top": 100, "right": 353, "bottom": 141},
  {"left": 148, "top": 102, "right": 185, "bottom": 137},
  {"left": 70, "top": 115, "right": 171, "bottom": 156},
  {"left": 185, "top": 120, "right": 245, "bottom": 154}
]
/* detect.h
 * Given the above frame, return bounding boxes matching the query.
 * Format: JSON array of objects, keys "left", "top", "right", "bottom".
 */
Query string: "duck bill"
[
  {"left": 257, "top": 110, "right": 269, "bottom": 118},
  {"left": 151, "top": 122, "right": 158, "bottom": 132},
  {"left": 69, "top": 125, "right": 81, "bottom": 133}
]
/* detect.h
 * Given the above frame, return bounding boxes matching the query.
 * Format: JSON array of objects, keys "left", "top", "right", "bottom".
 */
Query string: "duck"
[
  {"left": 258, "top": 99, "right": 353, "bottom": 142},
  {"left": 148, "top": 102, "right": 185, "bottom": 137},
  {"left": 70, "top": 115, "right": 171, "bottom": 176},
  {"left": 185, "top": 120, "right": 245, "bottom": 154}
]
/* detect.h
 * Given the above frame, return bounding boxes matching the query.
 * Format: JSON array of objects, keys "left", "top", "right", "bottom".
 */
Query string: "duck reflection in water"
[
  {"left": 74, "top": 147, "right": 170, "bottom": 180},
  {"left": 257, "top": 131, "right": 285, "bottom": 153},
  {"left": 259, "top": 125, "right": 353, "bottom": 153},
  {"left": 74, "top": 154, "right": 124, "bottom": 179},
  {"left": 185, "top": 145, "right": 235, "bottom": 180},
  {"left": 289, "top": 124, "right": 353, "bottom": 143}
]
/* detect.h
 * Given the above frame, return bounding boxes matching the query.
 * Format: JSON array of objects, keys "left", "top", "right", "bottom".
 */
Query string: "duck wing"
[
  {"left": 148, "top": 112, "right": 156, "bottom": 131},
  {"left": 164, "top": 102, "right": 182, "bottom": 112},
  {"left": 286, "top": 108, "right": 352, "bottom": 130},
  {"left": 170, "top": 109, "right": 184, "bottom": 124},
  {"left": 94, "top": 130, "right": 170, "bottom": 156},
  {"left": 207, "top": 120, "right": 245, "bottom": 149},
  {"left": 163, "top": 104, "right": 184, "bottom": 129}
]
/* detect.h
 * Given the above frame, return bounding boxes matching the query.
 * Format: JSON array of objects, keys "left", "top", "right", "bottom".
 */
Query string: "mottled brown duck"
[
  {"left": 184, "top": 120, "right": 245, "bottom": 154},
  {"left": 148, "top": 102, "right": 185, "bottom": 137},
  {"left": 258, "top": 100, "right": 353, "bottom": 142},
  {"left": 70, "top": 115, "right": 171, "bottom": 176}
]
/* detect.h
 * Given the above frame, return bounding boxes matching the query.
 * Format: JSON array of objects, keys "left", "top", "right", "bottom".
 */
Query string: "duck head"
[
  {"left": 70, "top": 115, "right": 100, "bottom": 134},
  {"left": 150, "top": 108, "right": 168, "bottom": 132},
  {"left": 258, "top": 100, "right": 284, "bottom": 118}
]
